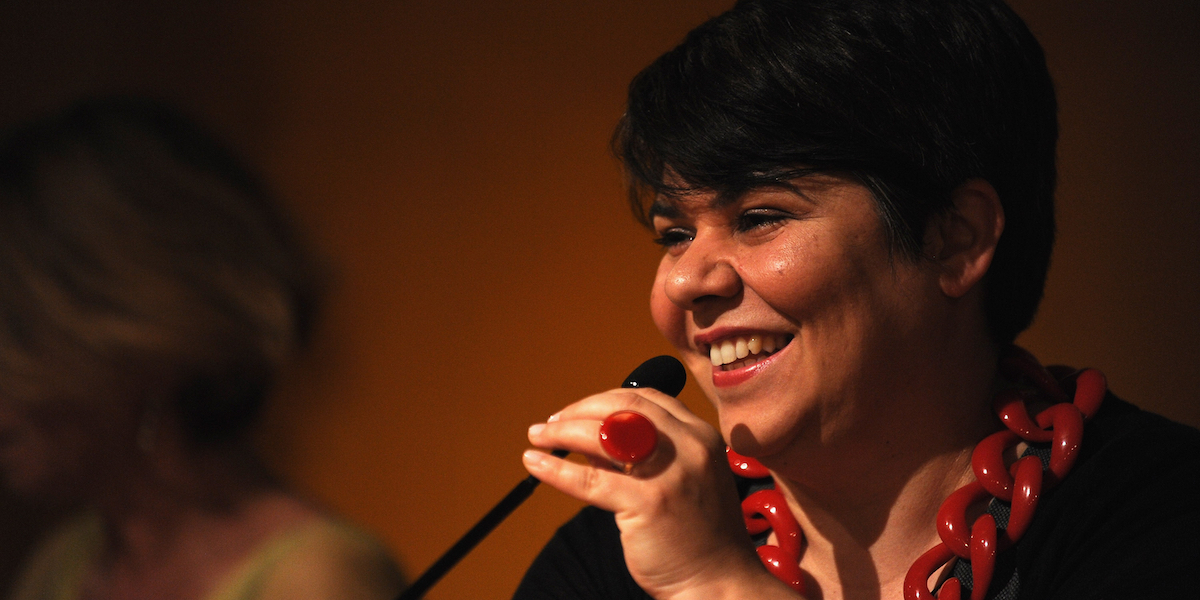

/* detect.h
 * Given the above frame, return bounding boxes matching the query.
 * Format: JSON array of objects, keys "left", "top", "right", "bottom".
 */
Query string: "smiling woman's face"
[{"left": 649, "top": 174, "right": 949, "bottom": 460}]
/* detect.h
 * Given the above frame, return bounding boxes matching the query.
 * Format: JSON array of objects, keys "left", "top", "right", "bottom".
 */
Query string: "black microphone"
[
  {"left": 396, "top": 355, "right": 686, "bottom": 600},
  {"left": 619, "top": 354, "right": 687, "bottom": 397}
]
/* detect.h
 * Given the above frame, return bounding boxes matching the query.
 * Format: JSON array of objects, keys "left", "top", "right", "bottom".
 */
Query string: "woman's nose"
[{"left": 663, "top": 236, "right": 741, "bottom": 309}]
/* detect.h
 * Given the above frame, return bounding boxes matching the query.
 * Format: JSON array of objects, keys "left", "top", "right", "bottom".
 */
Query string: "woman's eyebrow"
[
  {"left": 648, "top": 199, "right": 683, "bottom": 220},
  {"left": 647, "top": 177, "right": 818, "bottom": 219},
  {"left": 767, "top": 180, "right": 812, "bottom": 202}
]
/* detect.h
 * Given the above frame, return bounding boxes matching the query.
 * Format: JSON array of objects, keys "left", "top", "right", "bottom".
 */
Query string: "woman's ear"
[{"left": 925, "top": 179, "right": 1005, "bottom": 299}]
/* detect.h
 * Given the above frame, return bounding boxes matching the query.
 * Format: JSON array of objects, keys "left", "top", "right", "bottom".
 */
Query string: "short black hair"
[{"left": 615, "top": 0, "right": 1057, "bottom": 343}]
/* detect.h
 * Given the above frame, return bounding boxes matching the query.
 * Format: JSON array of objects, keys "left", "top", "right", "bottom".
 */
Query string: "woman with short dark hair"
[{"left": 515, "top": 1, "right": 1200, "bottom": 599}]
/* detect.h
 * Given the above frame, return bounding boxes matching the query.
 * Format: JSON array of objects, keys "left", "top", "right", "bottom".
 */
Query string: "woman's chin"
[{"left": 720, "top": 417, "right": 787, "bottom": 459}]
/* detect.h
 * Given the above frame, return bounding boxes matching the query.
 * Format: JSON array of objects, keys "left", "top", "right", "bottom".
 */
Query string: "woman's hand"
[{"left": 523, "top": 388, "right": 799, "bottom": 600}]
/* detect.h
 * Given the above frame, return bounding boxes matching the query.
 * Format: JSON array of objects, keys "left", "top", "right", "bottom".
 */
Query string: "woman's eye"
[
  {"left": 736, "top": 209, "right": 789, "bottom": 232},
  {"left": 652, "top": 228, "right": 694, "bottom": 249}
]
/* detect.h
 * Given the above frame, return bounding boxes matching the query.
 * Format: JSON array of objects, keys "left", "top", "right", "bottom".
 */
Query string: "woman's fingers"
[
  {"left": 523, "top": 384, "right": 722, "bottom": 507},
  {"left": 523, "top": 387, "right": 767, "bottom": 598},
  {"left": 527, "top": 415, "right": 603, "bottom": 457},
  {"left": 548, "top": 387, "right": 700, "bottom": 427},
  {"left": 522, "top": 449, "right": 641, "bottom": 510},
  {"left": 527, "top": 410, "right": 676, "bottom": 476}
]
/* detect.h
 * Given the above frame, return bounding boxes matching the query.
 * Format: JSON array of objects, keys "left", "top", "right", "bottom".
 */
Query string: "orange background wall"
[{"left": 2, "top": 2, "right": 1197, "bottom": 598}]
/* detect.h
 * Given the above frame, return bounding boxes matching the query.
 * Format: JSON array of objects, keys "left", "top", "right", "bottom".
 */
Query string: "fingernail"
[
  {"left": 528, "top": 423, "right": 545, "bottom": 437},
  {"left": 547, "top": 412, "right": 560, "bottom": 423},
  {"left": 523, "top": 449, "right": 549, "bottom": 468}
]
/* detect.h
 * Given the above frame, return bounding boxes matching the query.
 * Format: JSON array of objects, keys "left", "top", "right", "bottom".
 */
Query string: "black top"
[{"left": 513, "top": 395, "right": 1200, "bottom": 599}]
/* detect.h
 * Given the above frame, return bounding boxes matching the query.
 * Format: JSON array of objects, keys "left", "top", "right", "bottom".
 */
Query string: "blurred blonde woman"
[{"left": 0, "top": 98, "right": 405, "bottom": 600}]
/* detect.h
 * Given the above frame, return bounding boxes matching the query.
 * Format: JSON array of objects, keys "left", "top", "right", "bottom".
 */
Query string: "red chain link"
[
  {"left": 728, "top": 448, "right": 806, "bottom": 594},
  {"left": 904, "top": 346, "right": 1106, "bottom": 600},
  {"left": 728, "top": 446, "right": 772, "bottom": 479},
  {"left": 727, "top": 346, "right": 1106, "bottom": 600}
]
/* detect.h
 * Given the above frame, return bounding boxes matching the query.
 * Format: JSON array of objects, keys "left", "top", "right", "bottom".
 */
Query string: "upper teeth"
[{"left": 708, "top": 334, "right": 788, "bottom": 366}]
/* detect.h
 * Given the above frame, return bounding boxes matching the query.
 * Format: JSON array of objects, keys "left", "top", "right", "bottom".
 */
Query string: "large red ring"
[{"left": 599, "top": 411, "right": 658, "bottom": 468}]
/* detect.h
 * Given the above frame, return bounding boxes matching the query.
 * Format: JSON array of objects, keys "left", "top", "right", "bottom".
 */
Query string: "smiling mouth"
[{"left": 707, "top": 334, "right": 792, "bottom": 371}]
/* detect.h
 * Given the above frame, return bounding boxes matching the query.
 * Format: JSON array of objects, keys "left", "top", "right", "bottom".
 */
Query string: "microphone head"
[{"left": 621, "top": 355, "right": 687, "bottom": 397}]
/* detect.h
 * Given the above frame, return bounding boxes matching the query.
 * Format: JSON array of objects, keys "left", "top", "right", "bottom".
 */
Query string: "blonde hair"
[{"left": 0, "top": 98, "right": 323, "bottom": 442}]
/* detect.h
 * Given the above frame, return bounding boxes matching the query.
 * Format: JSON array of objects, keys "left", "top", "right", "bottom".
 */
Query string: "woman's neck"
[
  {"left": 772, "top": 440, "right": 979, "bottom": 600},
  {"left": 764, "top": 342, "right": 1001, "bottom": 600},
  {"left": 83, "top": 432, "right": 313, "bottom": 600}
]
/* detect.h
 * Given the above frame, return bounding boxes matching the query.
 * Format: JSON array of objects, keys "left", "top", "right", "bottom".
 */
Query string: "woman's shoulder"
[
  {"left": 5, "top": 511, "right": 102, "bottom": 600},
  {"left": 1083, "top": 392, "right": 1200, "bottom": 466},
  {"left": 208, "top": 514, "right": 405, "bottom": 600},
  {"left": 1049, "top": 391, "right": 1200, "bottom": 519},
  {"left": 1012, "top": 391, "right": 1200, "bottom": 597}
]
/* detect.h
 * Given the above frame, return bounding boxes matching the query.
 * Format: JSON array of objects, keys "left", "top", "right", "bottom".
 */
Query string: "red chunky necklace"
[{"left": 725, "top": 345, "right": 1107, "bottom": 599}]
